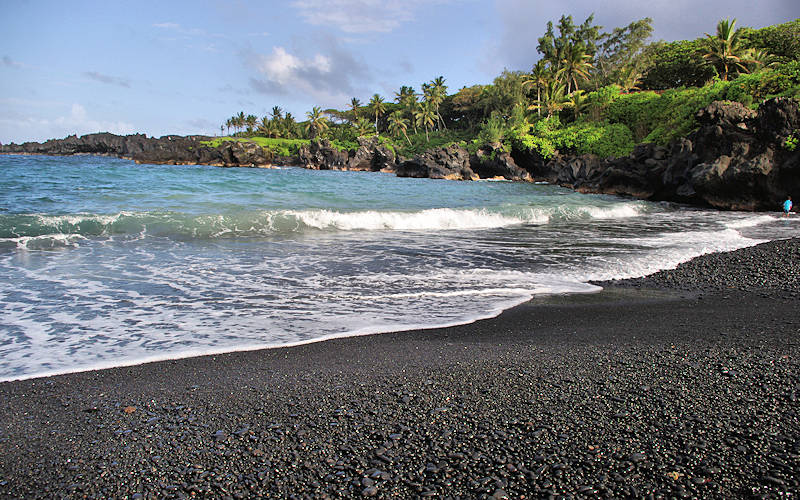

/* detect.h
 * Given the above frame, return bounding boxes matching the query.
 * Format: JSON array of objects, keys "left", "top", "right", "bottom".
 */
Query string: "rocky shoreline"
[
  {"left": 0, "top": 239, "right": 798, "bottom": 498},
  {"left": 0, "top": 133, "right": 286, "bottom": 169},
  {"left": 2, "top": 97, "right": 798, "bottom": 210}
]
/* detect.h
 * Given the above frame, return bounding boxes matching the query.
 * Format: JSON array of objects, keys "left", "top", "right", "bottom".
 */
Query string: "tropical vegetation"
[{"left": 215, "top": 17, "right": 799, "bottom": 161}]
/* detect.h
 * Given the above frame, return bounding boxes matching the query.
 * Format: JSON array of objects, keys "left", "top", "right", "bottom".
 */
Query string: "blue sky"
[{"left": 1, "top": 0, "right": 797, "bottom": 143}]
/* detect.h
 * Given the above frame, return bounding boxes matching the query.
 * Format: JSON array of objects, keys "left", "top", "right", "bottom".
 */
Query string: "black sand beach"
[{"left": 1, "top": 239, "right": 798, "bottom": 499}]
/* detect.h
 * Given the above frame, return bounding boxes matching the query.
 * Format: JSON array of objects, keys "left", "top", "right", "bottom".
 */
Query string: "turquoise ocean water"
[{"left": 0, "top": 154, "right": 797, "bottom": 381}]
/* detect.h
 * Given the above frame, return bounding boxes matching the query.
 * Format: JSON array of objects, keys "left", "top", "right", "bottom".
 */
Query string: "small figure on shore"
[{"left": 783, "top": 196, "right": 793, "bottom": 217}]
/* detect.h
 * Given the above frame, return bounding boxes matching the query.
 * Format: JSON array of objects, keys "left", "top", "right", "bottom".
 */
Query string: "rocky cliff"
[
  {"left": 523, "top": 97, "right": 800, "bottom": 211},
  {"left": 304, "top": 139, "right": 532, "bottom": 182},
  {"left": 395, "top": 144, "right": 477, "bottom": 180},
  {"left": 297, "top": 137, "right": 395, "bottom": 172},
  {"left": 0, "top": 133, "right": 290, "bottom": 168}
]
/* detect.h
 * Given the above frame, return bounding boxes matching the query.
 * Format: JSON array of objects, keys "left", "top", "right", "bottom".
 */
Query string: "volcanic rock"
[{"left": 396, "top": 144, "right": 478, "bottom": 180}]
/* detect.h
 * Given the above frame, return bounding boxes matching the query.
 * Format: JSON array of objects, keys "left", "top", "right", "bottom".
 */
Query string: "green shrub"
[
  {"left": 639, "top": 85, "right": 721, "bottom": 145},
  {"left": 755, "top": 61, "right": 800, "bottom": 99},
  {"left": 639, "top": 39, "right": 715, "bottom": 90},
  {"left": 394, "top": 129, "right": 473, "bottom": 158},
  {"left": 585, "top": 85, "right": 622, "bottom": 121},
  {"left": 741, "top": 19, "right": 800, "bottom": 62},
  {"left": 571, "top": 122, "right": 635, "bottom": 158},
  {"left": 510, "top": 116, "right": 635, "bottom": 159},
  {"left": 326, "top": 139, "right": 358, "bottom": 152},
  {"left": 476, "top": 113, "right": 507, "bottom": 145},
  {"left": 604, "top": 91, "right": 664, "bottom": 141},
  {"left": 785, "top": 134, "right": 798, "bottom": 151}
]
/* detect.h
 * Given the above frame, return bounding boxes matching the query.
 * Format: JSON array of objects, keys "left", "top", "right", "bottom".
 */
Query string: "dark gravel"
[
  {"left": 602, "top": 237, "right": 800, "bottom": 296},
  {"left": 1, "top": 239, "right": 798, "bottom": 499}
]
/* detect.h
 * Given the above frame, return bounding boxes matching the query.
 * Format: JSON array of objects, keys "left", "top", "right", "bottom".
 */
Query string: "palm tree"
[
  {"left": 431, "top": 76, "right": 448, "bottom": 98},
  {"left": 523, "top": 60, "right": 551, "bottom": 116},
  {"left": 236, "top": 111, "right": 245, "bottom": 134},
  {"left": 565, "top": 90, "right": 588, "bottom": 119},
  {"left": 271, "top": 106, "right": 283, "bottom": 121},
  {"left": 259, "top": 116, "right": 281, "bottom": 138},
  {"left": 529, "top": 80, "right": 568, "bottom": 117},
  {"left": 305, "top": 106, "right": 329, "bottom": 139},
  {"left": 703, "top": 18, "right": 751, "bottom": 81},
  {"left": 353, "top": 118, "right": 372, "bottom": 137},
  {"left": 394, "top": 85, "right": 416, "bottom": 105},
  {"left": 258, "top": 116, "right": 270, "bottom": 136},
  {"left": 403, "top": 95, "right": 420, "bottom": 134},
  {"left": 558, "top": 44, "right": 593, "bottom": 94},
  {"left": 245, "top": 114, "right": 257, "bottom": 135},
  {"left": 748, "top": 48, "right": 778, "bottom": 71},
  {"left": 368, "top": 94, "right": 386, "bottom": 134},
  {"left": 225, "top": 118, "right": 232, "bottom": 135},
  {"left": 618, "top": 65, "right": 643, "bottom": 93},
  {"left": 350, "top": 97, "right": 362, "bottom": 120},
  {"left": 283, "top": 112, "right": 297, "bottom": 138},
  {"left": 434, "top": 77, "right": 449, "bottom": 130},
  {"left": 423, "top": 77, "right": 448, "bottom": 130},
  {"left": 414, "top": 102, "right": 436, "bottom": 142},
  {"left": 388, "top": 110, "right": 411, "bottom": 145},
  {"left": 545, "top": 81, "right": 568, "bottom": 117}
]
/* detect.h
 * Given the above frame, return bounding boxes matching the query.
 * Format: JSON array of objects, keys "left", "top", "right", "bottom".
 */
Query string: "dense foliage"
[{"left": 217, "top": 17, "right": 799, "bottom": 161}]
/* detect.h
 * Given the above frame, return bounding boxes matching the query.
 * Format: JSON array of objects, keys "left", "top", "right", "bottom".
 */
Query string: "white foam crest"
[
  {"left": 285, "top": 208, "right": 527, "bottom": 231},
  {"left": 723, "top": 214, "right": 777, "bottom": 229},
  {"left": 361, "top": 287, "right": 540, "bottom": 300},
  {"left": 8, "top": 234, "right": 87, "bottom": 249},
  {"left": 35, "top": 212, "right": 130, "bottom": 227},
  {"left": 512, "top": 202, "right": 647, "bottom": 224},
  {"left": 583, "top": 202, "right": 647, "bottom": 219},
  {"left": 247, "top": 202, "right": 647, "bottom": 234},
  {"left": 576, "top": 228, "right": 765, "bottom": 282}
]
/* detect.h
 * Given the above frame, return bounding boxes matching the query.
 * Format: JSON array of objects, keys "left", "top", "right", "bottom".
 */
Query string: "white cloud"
[
  {"left": 0, "top": 103, "right": 135, "bottom": 143},
  {"left": 246, "top": 37, "right": 370, "bottom": 106},
  {"left": 290, "top": 0, "right": 449, "bottom": 33},
  {"left": 54, "top": 104, "right": 136, "bottom": 137}
]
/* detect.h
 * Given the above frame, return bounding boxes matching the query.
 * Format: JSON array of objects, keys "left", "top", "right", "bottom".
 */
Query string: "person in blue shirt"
[{"left": 784, "top": 196, "right": 793, "bottom": 216}]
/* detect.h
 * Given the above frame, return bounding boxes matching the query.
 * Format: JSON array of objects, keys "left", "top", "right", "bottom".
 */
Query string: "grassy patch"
[{"left": 201, "top": 137, "right": 310, "bottom": 156}]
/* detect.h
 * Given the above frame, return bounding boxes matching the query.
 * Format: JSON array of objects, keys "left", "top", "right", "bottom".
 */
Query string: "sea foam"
[{"left": 0, "top": 155, "right": 793, "bottom": 382}]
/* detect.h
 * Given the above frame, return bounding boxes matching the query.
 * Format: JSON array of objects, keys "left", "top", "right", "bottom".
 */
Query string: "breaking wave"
[{"left": 0, "top": 203, "right": 650, "bottom": 244}]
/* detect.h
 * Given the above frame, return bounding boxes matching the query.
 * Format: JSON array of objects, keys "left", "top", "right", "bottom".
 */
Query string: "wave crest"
[{"left": 0, "top": 203, "right": 649, "bottom": 244}]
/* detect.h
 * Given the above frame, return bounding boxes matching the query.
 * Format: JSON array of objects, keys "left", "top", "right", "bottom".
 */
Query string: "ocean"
[{"left": 0, "top": 154, "right": 796, "bottom": 382}]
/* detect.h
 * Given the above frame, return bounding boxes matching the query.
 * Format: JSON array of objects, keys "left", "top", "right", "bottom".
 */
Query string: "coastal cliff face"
[
  {"left": 2, "top": 97, "right": 797, "bottom": 210},
  {"left": 0, "top": 133, "right": 289, "bottom": 168},
  {"left": 396, "top": 144, "right": 478, "bottom": 180},
  {"left": 524, "top": 97, "right": 800, "bottom": 211},
  {"left": 304, "top": 141, "right": 533, "bottom": 182},
  {"left": 296, "top": 137, "right": 395, "bottom": 172}
]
